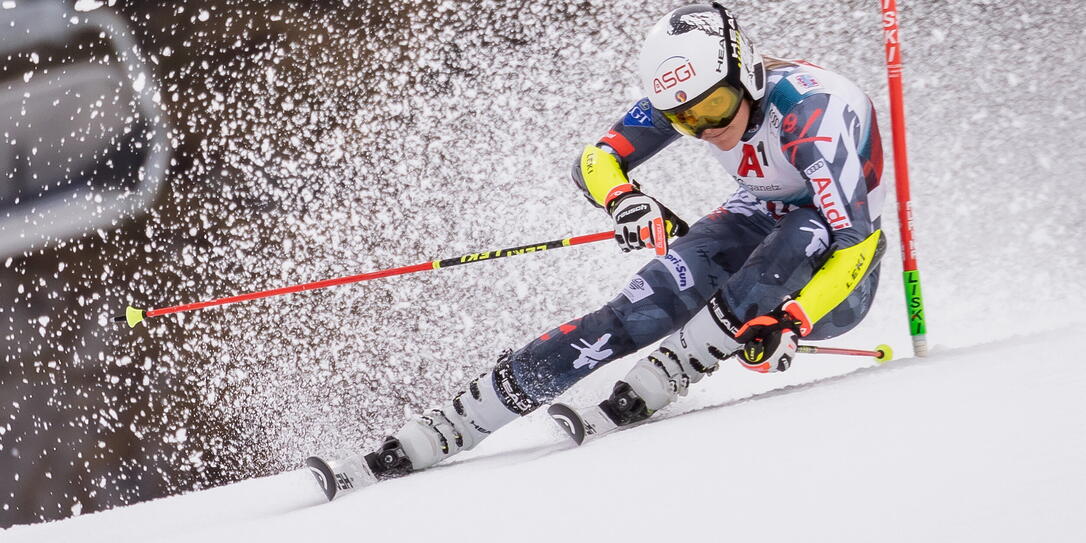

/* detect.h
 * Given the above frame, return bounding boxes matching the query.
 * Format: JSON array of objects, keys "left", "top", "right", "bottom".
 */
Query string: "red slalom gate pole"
[
  {"left": 880, "top": 0, "right": 928, "bottom": 357},
  {"left": 116, "top": 231, "right": 614, "bottom": 328}
]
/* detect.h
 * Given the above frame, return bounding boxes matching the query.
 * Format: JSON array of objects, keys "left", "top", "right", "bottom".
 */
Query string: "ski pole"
[
  {"left": 115, "top": 230, "right": 613, "bottom": 328},
  {"left": 797, "top": 344, "right": 893, "bottom": 363}
]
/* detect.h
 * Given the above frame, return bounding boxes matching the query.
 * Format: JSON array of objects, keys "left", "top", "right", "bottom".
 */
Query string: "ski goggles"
[{"left": 663, "top": 82, "right": 745, "bottom": 138}]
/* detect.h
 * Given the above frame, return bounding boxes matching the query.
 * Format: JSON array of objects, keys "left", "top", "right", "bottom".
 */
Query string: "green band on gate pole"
[{"left": 903, "top": 269, "right": 926, "bottom": 336}]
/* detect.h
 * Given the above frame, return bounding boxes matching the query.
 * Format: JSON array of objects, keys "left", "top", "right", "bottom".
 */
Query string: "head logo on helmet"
[{"left": 639, "top": 3, "right": 766, "bottom": 112}]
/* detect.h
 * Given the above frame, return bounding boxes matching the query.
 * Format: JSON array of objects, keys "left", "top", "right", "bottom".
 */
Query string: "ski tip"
[
  {"left": 875, "top": 344, "right": 894, "bottom": 363},
  {"left": 305, "top": 456, "right": 338, "bottom": 501},
  {"left": 547, "top": 403, "right": 586, "bottom": 445}
]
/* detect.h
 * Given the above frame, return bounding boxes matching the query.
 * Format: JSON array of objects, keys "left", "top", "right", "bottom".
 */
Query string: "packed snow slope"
[{"left": 9, "top": 326, "right": 1085, "bottom": 542}]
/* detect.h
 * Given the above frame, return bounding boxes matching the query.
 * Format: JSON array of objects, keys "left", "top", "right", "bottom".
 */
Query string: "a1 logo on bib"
[{"left": 737, "top": 143, "right": 766, "bottom": 178}]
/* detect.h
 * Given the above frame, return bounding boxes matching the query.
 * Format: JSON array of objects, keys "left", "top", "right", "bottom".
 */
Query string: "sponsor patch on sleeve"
[
  {"left": 786, "top": 73, "right": 823, "bottom": 93},
  {"left": 621, "top": 274, "right": 655, "bottom": 303},
  {"left": 622, "top": 99, "right": 655, "bottom": 127},
  {"left": 657, "top": 252, "right": 695, "bottom": 291}
]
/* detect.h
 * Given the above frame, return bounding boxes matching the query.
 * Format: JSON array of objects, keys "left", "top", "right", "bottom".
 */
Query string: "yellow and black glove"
[{"left": 734, "top": 300, "right": 811, "bottom": 374}]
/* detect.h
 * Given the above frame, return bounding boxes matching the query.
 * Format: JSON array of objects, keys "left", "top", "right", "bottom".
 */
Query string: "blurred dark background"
[{"left": 0, "top": 0, "right": 399, "bottom": 526}]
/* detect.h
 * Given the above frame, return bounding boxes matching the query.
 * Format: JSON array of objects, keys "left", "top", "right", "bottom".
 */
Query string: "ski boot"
[
  {"left": 620, "top": 296, "right": 742, "bottom": 413},
  {"left": 549, "top": 297, "right": 742, "bottom": 444},
  {"left": 382, "top": 351, "right": 536, "bottom": 471},
  {"left": 307, "top": 352, "right": 536, "bottom": 500}
]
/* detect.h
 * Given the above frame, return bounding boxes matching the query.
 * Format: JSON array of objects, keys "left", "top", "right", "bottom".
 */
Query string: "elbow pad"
[{"left": 579, "top": 145, "right": 635, "bottom": 208}]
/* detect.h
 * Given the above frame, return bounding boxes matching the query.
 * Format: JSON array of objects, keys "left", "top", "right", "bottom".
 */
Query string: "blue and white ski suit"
[{"left": 503, "top": 61, "right": 885, "bottom": 405}]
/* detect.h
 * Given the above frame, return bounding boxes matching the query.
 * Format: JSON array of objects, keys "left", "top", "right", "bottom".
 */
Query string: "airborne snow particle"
[
  {"left": 133, "top": 72, "right": 147, "bottom": 93},
  {"left": 73, "top": 0, "right": 103, "bottom": 12}
]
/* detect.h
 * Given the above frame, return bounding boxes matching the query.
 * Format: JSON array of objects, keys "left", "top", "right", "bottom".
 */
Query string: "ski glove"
[
  {"left": 607, "top": 189, "right": 688, "bottom": 255},
  {"left": 734, "top": 300, "right": 812, "bottom": 373}
]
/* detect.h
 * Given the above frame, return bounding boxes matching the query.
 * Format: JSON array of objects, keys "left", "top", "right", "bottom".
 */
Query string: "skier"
[{"left": 364, "top": 2, "right": 884, "bottom": 476}]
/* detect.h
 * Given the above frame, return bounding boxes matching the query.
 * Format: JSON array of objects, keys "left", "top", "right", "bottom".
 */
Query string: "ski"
[
  {"left": 547, "top": 402, "right": 620, "bottom": 445},
  {"left": 305, "top": 453, "right": 379, "bottom": 501}
]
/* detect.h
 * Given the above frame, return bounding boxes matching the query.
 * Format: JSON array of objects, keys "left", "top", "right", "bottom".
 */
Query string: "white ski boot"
[
  {"left": 372, "top": 352, "right": 536, "bottom": 474},
  {"left": 613, "top": 296, "right": 744, "bottom": 421}
]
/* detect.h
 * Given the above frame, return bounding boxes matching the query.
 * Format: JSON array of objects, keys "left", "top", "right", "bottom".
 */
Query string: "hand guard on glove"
[
  {"left": 734, "top": 300, "right": 812, "bottom": 374},
  {"left": 606, "top": 188, "right": 688, "bottom": 255}
]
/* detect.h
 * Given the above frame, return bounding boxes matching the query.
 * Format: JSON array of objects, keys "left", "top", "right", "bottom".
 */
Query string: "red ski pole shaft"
[
  {"left": 116, "top": 231, "right": 613, "bottom": 327},
  {"left": 797, "top": 344, "right": 894, "bottom": 362}
]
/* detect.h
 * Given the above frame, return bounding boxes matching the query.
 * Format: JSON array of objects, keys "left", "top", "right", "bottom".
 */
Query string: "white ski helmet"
[{"left": 638, "top": 3, "right": 766, "bottom": 113}]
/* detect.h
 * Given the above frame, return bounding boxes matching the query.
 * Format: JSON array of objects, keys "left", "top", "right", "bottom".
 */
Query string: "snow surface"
[{"left": 8, "top": 327, "right": 1085, "bottom": 542}]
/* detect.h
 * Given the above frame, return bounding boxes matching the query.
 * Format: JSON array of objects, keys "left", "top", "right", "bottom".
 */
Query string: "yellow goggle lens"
[{"left": 664, "top": 85, "right": 744, "bottom": 137}]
